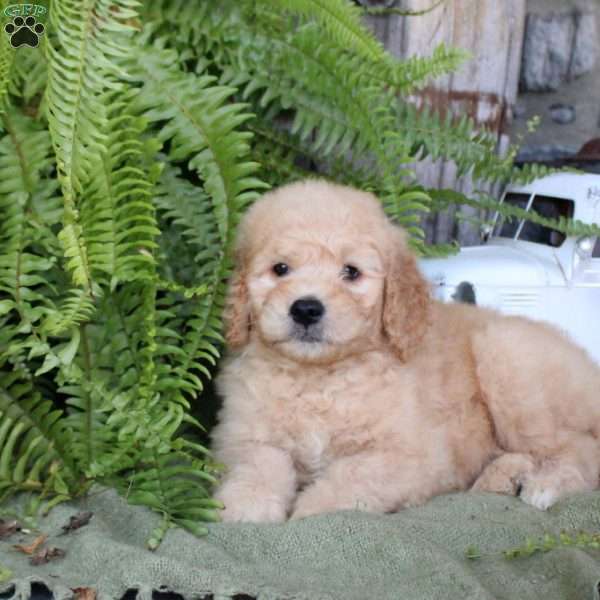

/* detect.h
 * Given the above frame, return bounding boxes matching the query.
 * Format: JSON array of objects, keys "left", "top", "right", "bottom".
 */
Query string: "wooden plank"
[{"left": 365, "top": 0, "right": 527, "bottom": 244}]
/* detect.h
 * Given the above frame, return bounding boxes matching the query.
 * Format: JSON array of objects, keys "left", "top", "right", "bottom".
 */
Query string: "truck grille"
[{"left": 500, "top": 291, "right": 539, "bottom": 314}]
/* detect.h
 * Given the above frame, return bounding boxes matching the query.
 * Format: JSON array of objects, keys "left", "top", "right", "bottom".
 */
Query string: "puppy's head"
[{"left": 223, "top": 180, "right": 431, "bottom": 364}]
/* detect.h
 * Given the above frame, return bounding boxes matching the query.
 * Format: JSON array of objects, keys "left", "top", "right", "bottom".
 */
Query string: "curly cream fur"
[{"left": 212, "top": 179, "right": 600, "bottom": 522}]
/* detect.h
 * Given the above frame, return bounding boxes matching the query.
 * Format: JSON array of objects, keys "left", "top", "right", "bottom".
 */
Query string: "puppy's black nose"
[{"left": 290, "top": 297, "right": 325, "bottom": 327}]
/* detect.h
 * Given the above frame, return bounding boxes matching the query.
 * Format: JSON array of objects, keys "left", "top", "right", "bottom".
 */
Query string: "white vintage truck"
[{"left": 419, "top": 173, "right": 600, "bottom": 364}]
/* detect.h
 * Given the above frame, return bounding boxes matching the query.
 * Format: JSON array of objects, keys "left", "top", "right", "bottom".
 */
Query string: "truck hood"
[{"left": 419, "top": 244, "right": 565, "bottom": 287}]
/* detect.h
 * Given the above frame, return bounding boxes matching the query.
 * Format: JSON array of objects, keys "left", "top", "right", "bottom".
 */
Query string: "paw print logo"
[{"left": 4, "top": 15, "right": 45, "bottom": 48}]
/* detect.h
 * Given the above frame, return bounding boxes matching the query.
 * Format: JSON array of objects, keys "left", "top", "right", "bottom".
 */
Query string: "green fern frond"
[
  {"left": 248, "top": 123, "right": 318, "bottom": 187},
  {"left": 224, "top": 20, "right": 422, "bottom": 224},
  {"left": 392, "top": 102, "right": 561, "bottom": 188},
  {"left": 152, "top": 277, "right": 223, "bottom": 401},
  {"left": 222, "top": 22, "right": 372, "bottom": 157},
  {"left": 45, "top": 0, "right": 139, "bottom": 292},
  {"left": 57, "top": 285, "right": 160, "bottom": 478},
  {"left": 7, "top": 45, "right": 47, "bottom": 107},
  {"left": 41, "top": 289, "right": 95, "bottom": 336},
  {"left": 46, "top": 0, "right": 139, "bottom": 199},
  {"left": 91, "top": 284, "right": 160, "bottom": 438},
  {"left": 141, "top": 0, "right": 240, "bottom": 70},
  {"left": 377, "top": 44, "right": 468, "bottom": 93},
  {"left": 0, "top": 7, "right": 15, "bottom": 113},
  {"left": 262, "top": 0, "right": 385, "bottom": 61},
  {"left": 429, "top": 188, "right": 600, "bottom": 238},
  {"left": 126, "top": 46, "right": 268, "bottom": 399},
  {"left": 0, "top": 369, "right": 79, "bottom": 502},
  {"left": 0, "top": 195, "right": 59, "bottom": 368},
  {"left": 397, "top": 103, "right": 489, "bottom": 175},
  {"left": 126, "top": 445, "right": 222, "bottom": 547},
  {"left": 1, "top": 110, "right": 53, "bottom": 199},
  {"left": 56, "top": 224, "right": 92, "bottom": 292},
  {"left": 509, "top": 162, "right": 560, "bottom": 186},
  {"left": 130, "top": 46, "right": 267, "bottom": 240},
  {"left": 60, "top": 370, "right": 137, "bottom": 478},
  {"left": 154, "top": 164, "right": 220, "bottom": 275},
  {"left": 419, "top": 241, "right": 461, "bottom": 258},
  {"left": 81, "top": 90, "right": 160, "bottom": 290}
]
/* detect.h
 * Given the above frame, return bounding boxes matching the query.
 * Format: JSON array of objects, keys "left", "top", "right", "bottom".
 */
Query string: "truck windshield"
[{"left": 493, "top": 193, "right": 575, "bottom": 247}]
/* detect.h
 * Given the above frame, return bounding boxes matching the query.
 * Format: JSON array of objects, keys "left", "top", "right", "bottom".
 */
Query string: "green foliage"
[
  {"left": 0, "top": 0, "right": 575, "bottom": 544},
  {"left": 503, "top": 531, "right": 600, "bottom": 559},
  {"left": 0, "top": 30, "right": 14, "bottom": 112},
  {"left": 430, "top": 188, "right": 600, "bottom": 238},
  {"left": 265, "top": 0, "right": 386, "bottom": 61},
  {"left": 466, "top": 531, "right": 600, "bottom": 561}
]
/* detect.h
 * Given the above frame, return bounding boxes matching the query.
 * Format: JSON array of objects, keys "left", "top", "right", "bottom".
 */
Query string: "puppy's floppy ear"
[
  {"left": 222, "top": 239, "right": 252, "bottom": 349},
  {"left": 223, "top": 266, "right": 250, "bottom": 349},
  {"left": 382, "top": 225, "right": 431, "bottom": 361}
]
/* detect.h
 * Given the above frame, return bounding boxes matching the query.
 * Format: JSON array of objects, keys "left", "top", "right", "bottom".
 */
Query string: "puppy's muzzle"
[{"left": 289, "top": 296, "right": 325, "bottom": 327}]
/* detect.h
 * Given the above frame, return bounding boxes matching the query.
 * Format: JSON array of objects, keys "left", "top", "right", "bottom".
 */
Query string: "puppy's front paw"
[
  {"left": 219, "top": 499, "right": 287, "bottom": 523},
  {"left": 289, "top": 498, "right": 323, "bottom": 520},
  {"left": 291, "top": 481, "right": 354, "bottom": 519},
  {"left": 216, "top": 482, "right": 288, "bottom": 523}
]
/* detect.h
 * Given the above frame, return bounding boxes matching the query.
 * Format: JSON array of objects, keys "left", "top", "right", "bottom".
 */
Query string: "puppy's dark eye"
[
  {"left": 342, "top": 264, "right": 361, "bottom": 281},
  {"left": 272, "top": 263, "right": 289, "bottom": 277}
]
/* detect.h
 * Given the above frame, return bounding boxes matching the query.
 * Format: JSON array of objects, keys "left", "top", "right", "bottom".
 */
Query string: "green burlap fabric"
[{"left": 2, "top": 489, "right": 600, "bottom": 600}]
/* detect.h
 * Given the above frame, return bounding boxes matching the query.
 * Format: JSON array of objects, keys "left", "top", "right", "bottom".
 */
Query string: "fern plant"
[{"left": 0, "top": 0, "right": 588, "bottom": 545}]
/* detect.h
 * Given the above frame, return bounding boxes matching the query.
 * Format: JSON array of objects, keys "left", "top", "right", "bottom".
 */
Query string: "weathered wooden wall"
[{"left": 363, "top": 0, "right": 527, "bottom": 245}]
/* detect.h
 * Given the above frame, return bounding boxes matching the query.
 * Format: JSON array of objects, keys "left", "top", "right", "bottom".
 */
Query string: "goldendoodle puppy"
[{"left": 211, "top": 179, "right": 600, "bottom": 522}]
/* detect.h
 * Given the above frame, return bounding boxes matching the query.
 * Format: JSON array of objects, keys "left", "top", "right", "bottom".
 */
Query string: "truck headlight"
[{"left": 576, "top": 236, "right": 595, "bottom": 259}]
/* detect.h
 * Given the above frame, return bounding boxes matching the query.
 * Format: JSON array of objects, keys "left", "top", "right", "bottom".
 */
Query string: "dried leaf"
[
  {"left": 30, "top": 547, "right": 66, "bottom": 566},
  {"left": 61, "top": 511, "right": 93, "bottom": 534},
  {"left": 72, "top": 587, "right": 96, "bottom": 600},
  {"left": 0, "top": 519, "right": 20, "bottom": 539},
  {"left": 14, "top": 534, "right": 47, "bottom": 555}
]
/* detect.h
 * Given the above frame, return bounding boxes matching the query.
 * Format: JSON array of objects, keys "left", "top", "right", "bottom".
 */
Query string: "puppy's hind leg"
[
  {"left": 470, "top": 319, "right": 600, "bottom": 510},
  {"left": 519, "top": 433, "right": 600, "bottom": 510}
]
